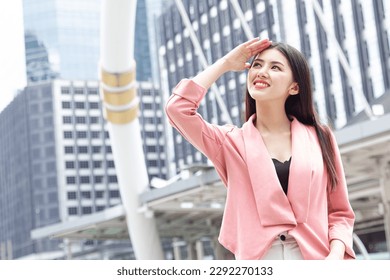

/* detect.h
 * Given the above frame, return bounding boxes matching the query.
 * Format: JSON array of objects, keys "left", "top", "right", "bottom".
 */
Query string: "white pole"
[{"left": 100, "top": 0, "right": 163, "bottom": 259}]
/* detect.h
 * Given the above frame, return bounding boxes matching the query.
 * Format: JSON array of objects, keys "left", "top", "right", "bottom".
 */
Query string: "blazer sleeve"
[
  {"left": 165, "top": 79, "right": 232, "bottom": 184},
  {"left": 327, "top": 130, "right": 356, "bottom": 259}
]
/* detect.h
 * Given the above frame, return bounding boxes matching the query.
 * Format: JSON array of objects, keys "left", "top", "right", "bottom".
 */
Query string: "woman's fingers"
[
  {"left": 248, "top": 38, "right": 272, "bottom": 55},
  {"left": 243, "top": 37, "right": 261, "bottom": 46}
]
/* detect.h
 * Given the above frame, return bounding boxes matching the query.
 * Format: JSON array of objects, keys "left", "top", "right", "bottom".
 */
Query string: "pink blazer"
[{"left": 165, "top": 79, "right": 356, "bottom": 260}]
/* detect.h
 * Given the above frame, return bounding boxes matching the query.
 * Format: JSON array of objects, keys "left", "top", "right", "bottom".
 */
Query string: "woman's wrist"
[{"left": 326, "top": 239, "right": 345, "bottom": 259}]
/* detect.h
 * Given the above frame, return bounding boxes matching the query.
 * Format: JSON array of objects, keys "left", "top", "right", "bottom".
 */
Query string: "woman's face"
[{"left": 247, "top": 48, "right": 298, "bottom": 103}]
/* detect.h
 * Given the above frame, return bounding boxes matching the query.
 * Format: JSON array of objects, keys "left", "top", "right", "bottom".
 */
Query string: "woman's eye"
[
  {"left": 272, "top": 65, "right": 281, "bottom": 70},
  {"left": 252, "top": 63, "right": 261, "bottom": 68}
]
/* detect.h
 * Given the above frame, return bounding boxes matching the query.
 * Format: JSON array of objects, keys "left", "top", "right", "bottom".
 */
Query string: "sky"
[{"left": 0, "top": 0, "right": 26, "bottom": 112}]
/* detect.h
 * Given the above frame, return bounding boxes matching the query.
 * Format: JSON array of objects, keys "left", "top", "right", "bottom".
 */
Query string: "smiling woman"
[{"left": 165, "top": 38, "right": 356, "bottom": 260}]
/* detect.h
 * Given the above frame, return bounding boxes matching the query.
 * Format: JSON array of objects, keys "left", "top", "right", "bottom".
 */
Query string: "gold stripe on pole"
[
  {"left": 101, "top": 68, "right": 135, "bottom": 87},
  {"left": 101, "top": 87, "right": 137, "bottom": 106},
  {"left": 104, "top": 105, "right": 139, "bottom": 124}
]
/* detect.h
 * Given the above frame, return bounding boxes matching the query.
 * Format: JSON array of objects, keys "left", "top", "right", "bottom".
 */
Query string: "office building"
[
  {"left": 157, "top": 0, "right": 390, "bottom": 170},
  {"left": 0, "top": 84, "right": 61, "bottom": 259},
  {"left": 139, "top": 82, "right": 168, "bottom": 181}
]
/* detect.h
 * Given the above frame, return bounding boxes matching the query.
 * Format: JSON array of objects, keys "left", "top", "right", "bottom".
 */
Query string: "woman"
[{"left": 165, "top": 38, "right": 356, "bottom": 260}]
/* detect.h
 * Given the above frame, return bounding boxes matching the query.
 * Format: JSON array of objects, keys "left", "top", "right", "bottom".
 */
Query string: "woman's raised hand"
[
  {"left": 221, "top": 38, "right": 272, "bottom": 72},
  {"left": 192, "top": 38, "right": 272, "bottom": 89}
]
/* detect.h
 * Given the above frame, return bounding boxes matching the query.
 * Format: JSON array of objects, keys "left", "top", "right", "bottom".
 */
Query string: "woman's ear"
[{"left": 289, "top": 82, "right": 299, "bottom": 95}]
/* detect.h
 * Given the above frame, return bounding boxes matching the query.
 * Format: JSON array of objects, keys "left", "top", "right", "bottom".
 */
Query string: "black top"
[{"left": 272, "top": 157, "right": 291, "bottom": 195}]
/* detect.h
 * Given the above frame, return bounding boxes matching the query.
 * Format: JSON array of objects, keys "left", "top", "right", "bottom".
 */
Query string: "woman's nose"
[{"left": 257, "top": 68, "right": 269, "bottom": 78}]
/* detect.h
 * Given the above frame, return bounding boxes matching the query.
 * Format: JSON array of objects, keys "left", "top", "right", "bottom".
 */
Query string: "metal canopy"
[
  {"left": 31, "top": 114, "right": 390, "bottom": 252},
  {"left": 337, "top": 114, "right": 390, "bottom": 242},
  {"left": 31, "top": 204, "right": 129, "bottom": 240}
]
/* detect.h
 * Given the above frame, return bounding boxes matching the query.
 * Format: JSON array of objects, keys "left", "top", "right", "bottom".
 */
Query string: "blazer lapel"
[
  {"left": 287, "top": 117, "right": 312, "bottom": 223},
  {"left": 242, "top": 115, "right": 296, "bottom": 226}
]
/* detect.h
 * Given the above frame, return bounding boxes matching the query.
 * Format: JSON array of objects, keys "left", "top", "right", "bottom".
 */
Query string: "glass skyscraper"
[
  {"left": 23, "top": 0, "right": 101, "bottom": 81},
  {"left": 23, "top": 0, "right": 154, "bottom": 82}
]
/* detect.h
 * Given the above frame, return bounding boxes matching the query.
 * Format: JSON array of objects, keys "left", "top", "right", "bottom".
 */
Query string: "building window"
[
  {"left": 76, "top": 116, "right": 86, "bottom": 124},
  {"left": 147, "top": 146, "right": 157, "bottom": 153},
  {"left": 61, "top": 87, "right": 70, "bottom": 94},
  {"left": 91, "top": 131, "right": 100, "bottom": 139},
  {"left": 45, "top": 146, "right": 55, "bottom": 156},
  {"left": 32, "top": 148, "right": 41, "bottom": 158},
  {"left": 30, "top": 118, "right": 40, "bottom": 129},
  {"left": 33, "top": 163, "right": 42, "bottom": 174},
  {"left": 62, "top": 101, "right": 71, "bottom": 109},
  {"left": 47, "top": 177, "right": 57, "bottom": 188},
  {"left": 88, "top": 89, "right": 98, "bottom": 95},
  {"left": 33, "top": 178, "right": 42, "bottom": 189},
  {"left": 31, "top": 133, "right": 40, "bottom": 143},
  {"left": 64, "top": 146, "right": 74, "bottom": 154},
  {"left": 109, "top": 190, "right": 120, "bottom": 198},
  {"left": 75, "top": 102, "right": 85, "bottom": 109},
  {"left": 74, "top": 88, "right": 84, "bottom": 94},
  {"left": 68, "top": 207, "right": 78, "bottom": 215},
  {"left": 145, "top": 131, "right": 155, "bottom": 138},
  {"left": 63, "top": 116, "right": 72, "bottom": 124},
  {"left": 94, "top": 176, "right": 103, "bottom": 184},
  {"left": 79, "top": 161, "right": 89, "bottom": 169},
  {"left": 96, "top": 206, "right": 105, "bottom": 212},
  {"left": 108, "top": 175, "right": 118, "bottom": 183},
  {"left": 78, "top": 146, "right": 88, "bottom": 154},
  {"left": 77, "top": 131, "right": 87, "bottom": 138},
  {"left": 143, "top": 103, "right": 153, "bottom": 110},
  {"left": 90, "top": 116, "right": 99, "bottom": 124},
  {"left": 80, "top": 176, "right": 90, "bottom": 184},
  {"left": 64, "top": 131, "right": 73, "bottom": 139},
  {"left": 49, "top": 208, "right": 59, "bottom": 219},
  {"left": 45, "top": 131, "right": 54, "bottom": 141},
  {"left": 43, "top": 101, "right": 52, "bottom": 112},
  {"left": 30, "top": 103, "right": 39, "bottom": 113},
  {"left": 82, "top": 207, "right": 92, "bottom": 214},
  {"left": 65, "top": 161, "right": 75, "bottom": 169},
  {"left": 44, "top": 116, "right": 52, "bottom": 126},
  {"left": 89, "top": 102, "right": 99, "bottom": 109},
  {"left": 95, "top": 190, "right": 104, "bottom": 198},
  {"left": 46, "top": 161, "right": 56, "bottom": 172},
  {"left": 92, "top": 146, "right": 101, "bottom": 153},
  {"left": 67, "top": 192, "right": 77, "bottom": 200},
  {"left": 81, "top": 191, "right": 91, "bottom": 199},
  {"left": 66, "top": 176, "right": 76, "bottom": 184},
  {"left": 93, "top": 161, "right": 102, "bottom": 168}
]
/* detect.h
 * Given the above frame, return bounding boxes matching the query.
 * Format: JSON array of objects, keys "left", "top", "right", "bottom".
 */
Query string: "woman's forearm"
[{"left": 192, "top": 58, "right": 230, "bottom": 89}]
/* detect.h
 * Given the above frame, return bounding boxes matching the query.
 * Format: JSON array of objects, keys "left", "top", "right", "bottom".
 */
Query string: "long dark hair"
[{"left": 244, "top": 42, "right": 338, "bottom": 190}]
